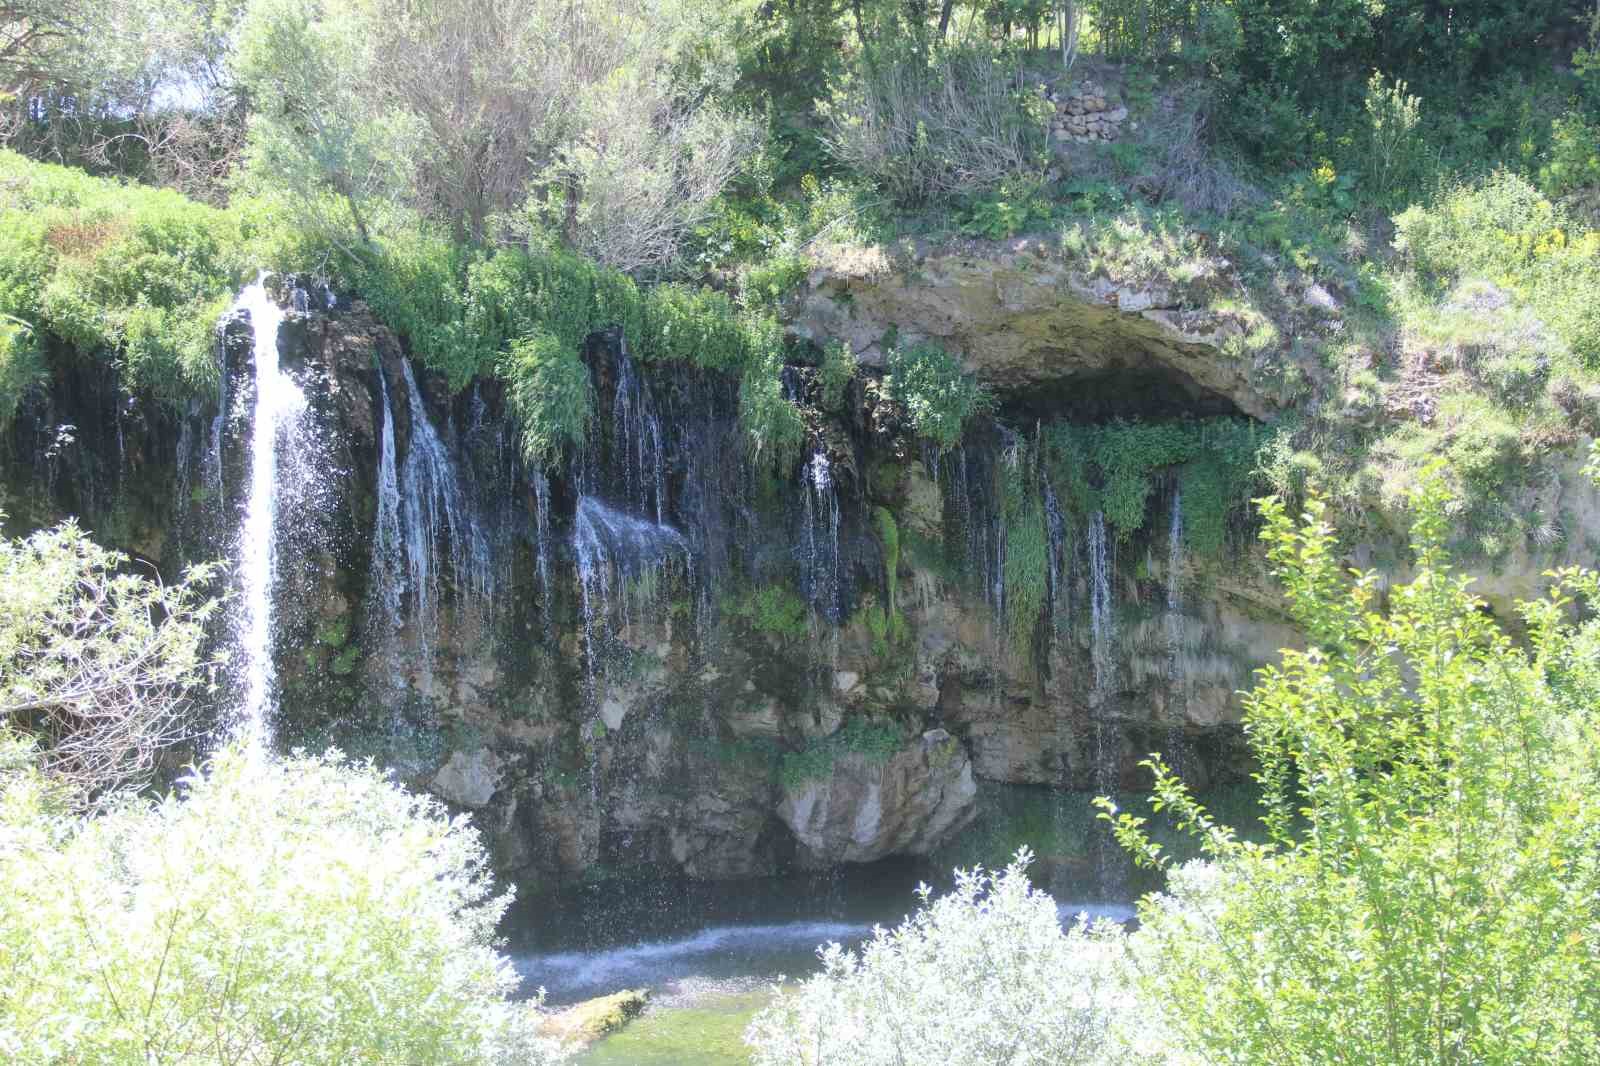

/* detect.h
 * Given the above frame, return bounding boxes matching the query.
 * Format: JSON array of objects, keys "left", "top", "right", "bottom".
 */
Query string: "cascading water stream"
[
  {"left": 367, "top": 357, "right": 494, "bottom": 693},
  {"left": 1086, "top": 511, "right": 1115, "bottom": 707},
  {"left": 1085, "top": 509, "right": 1122, "bottom": 894},
  {"left": 800, "top": 450, "right": 842, "bottom": 623},
  {"left": 573, "top": 496, "right": 690, "bottom": 694},
  {"left": 1163, "top": 484, "right": 1194, "bottom": 776},
  {"left": 232, "top": 278, "right": 299, "bottom": 747}
]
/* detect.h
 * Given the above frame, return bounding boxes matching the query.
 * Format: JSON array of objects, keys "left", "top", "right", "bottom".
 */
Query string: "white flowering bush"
[
  {"left": 0, "top": 743, "right": 564, "bottom": 1065},
  {"left": 744, "top": 849, "right": 1161, "bottom": 1066}
]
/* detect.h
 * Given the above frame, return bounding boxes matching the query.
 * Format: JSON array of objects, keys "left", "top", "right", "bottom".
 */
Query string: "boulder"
[{"left": 778, "top": 730, "right": 978, "bottom": 864}]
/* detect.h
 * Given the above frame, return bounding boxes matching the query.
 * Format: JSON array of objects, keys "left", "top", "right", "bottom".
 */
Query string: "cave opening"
[{"left": 995, "top": 360, "right": 1249, "bottom": 424}]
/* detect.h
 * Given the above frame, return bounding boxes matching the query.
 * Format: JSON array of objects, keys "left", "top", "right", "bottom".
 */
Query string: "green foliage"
[
  {"left": 820, "top": 38, "right": 1050, "bottom": 208},
  {"left": 873, "top": 506, "right": 899, "bottom": 612},
  {"left": 999, "top": 459, "right": 1048, "bottom": 651},
  {"left": 1396, "top": 172, "right": 1600, "bottom": 367},
  {"left": 746, "top": 851, "right": 1141, "bottom": 1065},
  {"left": 1361, "top": 72, "right": 1425, "bottom": 207},
  {"left": 1539, "top": 112, "right": 1600, "bottom": 199},
  {"left": 504, "top": 330, "right": 592, "bottom": 467},
  {"left": 1043, "top": 419, "right": 1264, "bottom": 547},
  {"left": 739, "top": 336, "right": 807, "bottom": 474},
  {"left": 958, "top": 181, "right": 1054, "bottom": 240},
  {"left": 0, "top": 318, "right": 46, "bottom": 427},
  {"left": 0, "top": 745, "right": 561, "bottom": 1065},
  {"left": 779, "top": 717, "right": 904, "bottom": 788},
  {"left": 861, "top": 602, "right": 908, "bottom": 659},
  {"left": 886, "top": 343, "right": 993, "bottom": 449},
  {"left": 0, "top": 516, "right": 222, "bottom": 799},
  {"left": 1103, "top": 472, "right": 1600, "bottom": 1065},
  {"left": 817, "top": 340, "right": 857, "bottom": 412},
  {"left": 343, "top": 234, "right": 801, "bottom": 468},
  {"left": 722, "top": 584, "right": 810, "bottom": 641},
  {"left": 0, "top": 150, "right": 246, "bottom": 418}
]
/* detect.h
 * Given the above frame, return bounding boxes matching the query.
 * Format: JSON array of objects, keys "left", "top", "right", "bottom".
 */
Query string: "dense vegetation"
[
  {"left": 5, "top": 0, "right": 1600, "bottom": 1061},
  {"left": 0, "top": 519, "right": 560, "bottom": 1064},
  {"left": 747, "top": 474, "right": 1600, "bottom": 1065}
]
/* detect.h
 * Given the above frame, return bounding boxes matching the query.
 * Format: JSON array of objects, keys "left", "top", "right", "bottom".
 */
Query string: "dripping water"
[
  {"left": 573, "top": 496, "right": 689, "bottom": 695},
  {"left": 366, "top": 358, "right": 494, "bottom": 695},
  {"left": 800, "top": 450, "right": 842, "bottom": 623},
  {"left": 532, "top": 469, "right": 555, "bottom": 634},
  {"left": 1085, "top": 509, "right": 1122, "bottom": 895},
  {"left": 1163, "top": 482, "right": 1194, "bottom": 777}
]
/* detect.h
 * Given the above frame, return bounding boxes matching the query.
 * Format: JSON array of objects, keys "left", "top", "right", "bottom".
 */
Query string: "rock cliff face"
[{"left": 0, "top": 266, "right": 1346, "bottom": 893}]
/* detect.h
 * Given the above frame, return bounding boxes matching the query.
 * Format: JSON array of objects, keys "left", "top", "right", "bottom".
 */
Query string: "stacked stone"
[{"left": 1048, "top": 80, "right": 1128, "bottom": 144}]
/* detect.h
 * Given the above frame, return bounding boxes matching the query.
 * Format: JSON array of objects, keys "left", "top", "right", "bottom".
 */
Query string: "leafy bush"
[
  {"left": 744, "top": 851, "right": 1151, "bottom": 1066},
  {"left": 1538, "top": 112, "right": 1600, "bottom": 200},
  {"left": 504, "top": 330, "right": 594, "bottom": 467},
  {"left": 817, "top": 340, "right": 856, "bottom": 412},
  {"left": 778, "top": 717, "right": 904, "bottom": 788},
  {"left": 722, "top": 583, "right": 810, "bottom": 641},
  {"left": 0, "top": 150, "right": 247, "bottom": 418},
  {"left": 0, "top": 517, "right": 221, "bottom": 801},
  {"left": 1395, "top": 173, "right": 1600, "bottom": 365},
  {"left": 1103, "top": 473, "right": 1600, "bottom": 1066},
  {"left": 821, "top": 39, "right": 1049, "bottom": 207},
  {"left": 0, "top": 745, "right": 562, "bottom": 1065},
  {"left": 1043, "top": 418, "right": 1264, "bottom": 548},
  {"left": 886, "top": 342, "right": 992, "bottom": 448}
]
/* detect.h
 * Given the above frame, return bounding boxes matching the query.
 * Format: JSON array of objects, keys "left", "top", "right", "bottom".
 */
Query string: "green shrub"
[
  {"left": 1103, "top": 473, "right": 1600, "bottom": 1065},
  {"left": 722, "top": 584, "right": 810, "bottom": 641},
  {"left": 873, "top": 507, "right": 899, "bottom": 611},
  {"left": 1395, "top": 173, "right": 1600, "bottom": 365},
  {"left": 503, "top": 330, "right": 593, "bottom": 467},
  {"left": 0, "top": 150, "right": 248, "bottom": 417},
  {"left": 0, "top": 318, "right": 45, "bottom": 427},
  {"left": 821, "top": 39, "right": 1049, "bottom": 207},
  {"left": 745, "top": 852, "right": 1141, "bottom": 1065},
  {"left": 886, "top": 343, "right": 992, "bottom": 449},
  {"left": 1538, "top": 112, "right": 1600, "bottom": 199},
  {"left": 0, "top": 746, "right": 561, "bottom": 1065},
  {"left": 779, "top": 717, "right": 904, "bottom": 787},
  {"left": 818, "top": 340, "right": 856, "bottom": 412}
]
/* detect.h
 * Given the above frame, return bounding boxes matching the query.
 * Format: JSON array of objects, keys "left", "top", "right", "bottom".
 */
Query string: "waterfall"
[
  {"left": 368, "top": 362, "right": 404, "bottom": 636},
  {"left": 800, "top": 450, "right": 842, "bottom": 623},
  {"left": 1163, "top": 483, "right": 1193, "bottom": 776},
  {"left": 1086, "top": 510, "right": 1115, "bottom": 705},
  {"left": 1085, "top": 509, "right": 1123, "bottom": 894},
  {"left": 573, "top": 496, "right": 689, "bottom": 691},
  {"left": 232, "top": 279, "right": 300, "bottom": 746},
  {"left": 366, "top": 358, "right": 494, "bottom": 688},
  {"left": 1165, "top": 483, "right": 1184, "bottom": 615},
  {"left": 612, "top": 348, "right": 667, "bottom": 525},
  {"left": 532, "top": 469, "right": 554, "bottom": 626},
  {"left": 1043, "top": 479, "right": 1069, "bottom": 633}
]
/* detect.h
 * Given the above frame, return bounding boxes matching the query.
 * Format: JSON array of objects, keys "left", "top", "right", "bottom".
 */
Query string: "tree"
[
  {"left": 235, "top": 0, "right": 760, "bottom": 261},
  {"left": 1102, "top": 470, "right": 1600, "bottom": 1065},
  {"left": 2, "top": 0, "right": 242, "bottom": 192},
  {"left": 0, "top": 517, "right": 222, "bottom": 803},
  {"left": 234, "top": 0, "right": 396, "bottom": 244},
  {"left": 0, "top": 746, "right": 566, "bottom": 1064}
]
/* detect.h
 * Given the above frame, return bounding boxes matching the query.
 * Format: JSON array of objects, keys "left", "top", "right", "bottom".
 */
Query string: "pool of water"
[{"left": 501, "top": 786, "right": 1177, "bottom": 1063}]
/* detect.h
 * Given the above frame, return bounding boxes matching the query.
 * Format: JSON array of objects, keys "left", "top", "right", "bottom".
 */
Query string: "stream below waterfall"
[{"left": 502, "top": 793, "right": 1153, "bottom": 1064}]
